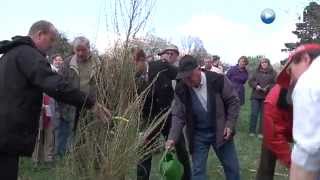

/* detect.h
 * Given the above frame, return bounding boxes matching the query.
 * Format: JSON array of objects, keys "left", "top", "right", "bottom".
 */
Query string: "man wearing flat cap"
[
  {"left": 137, "top": 45, "right": 191, "bottom": 180},
  {"left": 158, "top": 44, "right": 180, "bottom": 67},
  {"left": 165, "top": 55, "right": 241, "bottom": 180}
]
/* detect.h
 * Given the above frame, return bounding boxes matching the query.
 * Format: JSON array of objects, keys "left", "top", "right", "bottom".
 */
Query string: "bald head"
[
  {"left": 28, "top": 20, "right": 55, "bottom": 36},
  {"left": 28, "top": 20, "right": 58, "bottom": 53}
]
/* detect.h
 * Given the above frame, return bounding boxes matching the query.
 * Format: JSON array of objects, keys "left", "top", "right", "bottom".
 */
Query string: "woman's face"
[
  {"left": 53, "top": 56, "right": 64, "bottom": 69},
  {"left": 260, "top": 60, "right": 269, "bottom": 70},
  {"left": 136, "top": 61, "right": 147, "bottom": 73}
]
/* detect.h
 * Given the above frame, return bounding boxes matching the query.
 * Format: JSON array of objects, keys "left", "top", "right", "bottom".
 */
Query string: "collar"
[{"left": 194, "top": 71, "right": 206, "bottom": 89}]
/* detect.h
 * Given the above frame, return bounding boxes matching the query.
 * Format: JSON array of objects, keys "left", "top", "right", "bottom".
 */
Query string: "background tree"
[
  {"left": 48, "top": 32, "right": 72, "bottom": 58},
  {"left": 130, "top": 33, "right": 170, "bottom": 60},
  {"left": 109, "top": 0, "right": 155, "bottom": 49},
  {"left": 180, "top": 36, "right": 208, "bottom": 61},
  {"left": 181, "top": 35, "right": 195, "bottom": 54},
  {"left": 247, "top": 55, "right": 264, "bottom": 73},
  {"left": 283, "top": 1, "right": 320, "bottom": 51}
]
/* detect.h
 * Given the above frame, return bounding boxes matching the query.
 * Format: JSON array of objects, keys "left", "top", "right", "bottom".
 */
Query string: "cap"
[
  {"left": 158, "top": 45, "right": 179, "bottom": 56},
  {"left": 277, "top": 43, "right": 320, "bottom": 88},
  {"left": 176, "top": 55, "right": 198, "bottom": 79}
]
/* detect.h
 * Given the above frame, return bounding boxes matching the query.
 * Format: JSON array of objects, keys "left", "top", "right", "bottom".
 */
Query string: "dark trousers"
[
  {"left": 0, "top": 154, "right": 19, "bottom": 180},
  {"left": 192, "top": 136, "right": 240, "bottom": 180},
  {"left": 137, "top": 121, "right": 191, "bottom": 180},
  {"left": 256, "top": 145, "right": 277, "bottom": 180},
  {"left": 249, "top": 99, "right": 264, "bottom": 134}
]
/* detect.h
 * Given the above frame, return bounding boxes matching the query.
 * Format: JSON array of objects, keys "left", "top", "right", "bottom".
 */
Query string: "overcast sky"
[{"left": 0, "top": 0, "right": 314, "bottom": 64}]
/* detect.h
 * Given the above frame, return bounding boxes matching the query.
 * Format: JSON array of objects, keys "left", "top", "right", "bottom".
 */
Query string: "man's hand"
[
  {"left": 256, "top": 85, "right": 262, "bottom": 90},
  {"left": 165, "top": 140, "right": 175, "bottom": 151},
  {"left": 93, "top": 103, "right": 112, "bottom": 124},
  {"left": 224, "top": 127, "right": 233, "bottom": 140}
]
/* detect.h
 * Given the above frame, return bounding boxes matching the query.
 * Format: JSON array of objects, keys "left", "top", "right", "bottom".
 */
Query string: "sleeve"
[
  {"left": 264, "top": 71, "right": 277, "bottom": 92},
  {"left": 293, "top": 74, "right": 320, "bottom": 155},
  {"left": 16, "top": 47, "right": 95, "bottom": 109},
  {"left": 263, "top": 102, "right": 291, "bottom": 167},
  {"left": 168, "top": 94, "right": 187, "bottom": 142},
  {"left": 221, "top": 76, "right": 240, "bottom": 131},
  {"left": 166, "top": 63, "right": 178, "bottom": 80},
  {"left": 226, "top": 67, "right": 234, "bottom": 80},
  {"left": 268, "top": 71, "right": 277, "bottom": 91},
  {"left": 239, "top": 71, "right": 249, "bottom": 85},
  {"left": 248, "top": 72, "right": 258, "bottom": 89}
]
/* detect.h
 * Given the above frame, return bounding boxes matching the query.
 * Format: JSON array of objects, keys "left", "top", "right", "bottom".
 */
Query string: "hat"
[
  {"left": 277, "top": 43, "right": 320, "bottom": 88},
  {"left": 158, "top": 45, "right": 179, "bottom": 56},
  {"left": 176, "top": 55, "right": 198, "bottom": 79}
]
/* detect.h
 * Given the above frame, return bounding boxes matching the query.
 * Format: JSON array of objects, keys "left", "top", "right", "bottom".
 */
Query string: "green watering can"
[{"left": 159, "top": 150, "right": 184, "bottom": 180}]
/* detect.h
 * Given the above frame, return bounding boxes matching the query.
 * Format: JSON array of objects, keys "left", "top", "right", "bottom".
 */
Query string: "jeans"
[
  {"left": 0, "top": 154, "right": 19, "bottom": 180},
  {"left": 55, "top": 118, "right": 73, "bottom": 157},
  {"left": 137, "top": 119, "right": 191, "bottom": 180},
  {"left": 249, "top": 99, "right": 264, "bottom": 134},
  {"left": 191, "top": 136, "right": 240, "bottom": 180}
]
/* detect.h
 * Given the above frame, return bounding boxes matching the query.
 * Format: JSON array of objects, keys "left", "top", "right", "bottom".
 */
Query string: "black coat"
[
  {"left": 143, "top": 60, "right": 177, "bottom": 121},
  {"left": 0, "top": 36, "right": 94, "bottom": 156}
]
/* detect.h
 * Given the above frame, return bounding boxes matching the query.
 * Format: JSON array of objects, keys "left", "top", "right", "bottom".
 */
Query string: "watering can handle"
[
  {"left": 161, "top": 149, "right": 169, "bottom": 161},
  {"left": 160, "top": 149, "right": 170, "bottom": 180}
]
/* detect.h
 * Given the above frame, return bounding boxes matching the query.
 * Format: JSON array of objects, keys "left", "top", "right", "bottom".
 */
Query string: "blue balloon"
[{"left": 261, "top": 8, "right": 276, "bottom": 24}]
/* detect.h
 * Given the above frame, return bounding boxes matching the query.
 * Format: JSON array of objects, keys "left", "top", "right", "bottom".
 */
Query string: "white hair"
[{"left": 72, "top": 36, "right": 90, "bottom": 49}]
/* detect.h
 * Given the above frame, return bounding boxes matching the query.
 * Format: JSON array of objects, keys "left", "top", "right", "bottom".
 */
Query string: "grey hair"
[
  {"left": 73, "top": 36, "right": 90, "bottom": 49},
  {"left": 28, "top": 20, "right": 56, "bottom": 36}
]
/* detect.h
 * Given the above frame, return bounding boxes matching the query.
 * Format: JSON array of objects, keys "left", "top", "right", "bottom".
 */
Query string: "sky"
[{"left": 0, "top": 0, "right": 316, "bottom": 64}]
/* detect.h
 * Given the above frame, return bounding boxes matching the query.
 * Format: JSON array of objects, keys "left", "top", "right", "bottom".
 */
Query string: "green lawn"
[{"left": 19, "top": 86, "right": 289, "bottom": 180}]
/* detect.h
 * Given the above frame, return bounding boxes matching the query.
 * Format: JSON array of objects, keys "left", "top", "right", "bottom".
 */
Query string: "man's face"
[
  {"left": 182, "top": 68, "right": 202, "bottom": 88},
  {"left": 160, "top": 53, "right": 169, "bottom": 60},
  {"left": 288, "top": 53, "right": 312, "bottom": 82},
  {"left": 213, "top": 60, "right": 219, "bottom": 66},
  {"left": 35, "top": 28, "right": 57, "bottom": 52},
  {"left": 165, "top": 50, "right": 179, "bottom": 64},
  {"left": 53, "top": 56, "right": 64, "bottom": 69},
  {"left": 74, "top": 44, "right": 90, "bottom": 61},
  {"left": 204, "top": 58, "right": 213, "bottom": 70}
]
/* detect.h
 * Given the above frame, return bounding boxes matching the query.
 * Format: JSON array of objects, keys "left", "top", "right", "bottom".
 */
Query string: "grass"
[{"left": 19, "top": 85, "right": 289, "bottom": 180}]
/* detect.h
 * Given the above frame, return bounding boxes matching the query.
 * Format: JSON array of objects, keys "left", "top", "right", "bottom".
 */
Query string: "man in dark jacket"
[
  {"left": 137, "top": 46, "right": 191, "bottom": 180},
  {"left": 166, "top": 55, "right": 241, "bottom": 180},
  {"left": 0, "top": 20, "right": 96, "bottom": 180}
]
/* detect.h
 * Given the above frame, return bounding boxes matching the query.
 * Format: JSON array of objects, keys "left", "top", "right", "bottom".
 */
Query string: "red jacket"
[{"left": 263, "top": 84, "right": 293, "bottom": 167}]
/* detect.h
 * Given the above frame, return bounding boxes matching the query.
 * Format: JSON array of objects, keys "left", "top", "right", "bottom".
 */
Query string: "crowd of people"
[{"left": 0, "top": 20, "right": 320, "bottom": 180}]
